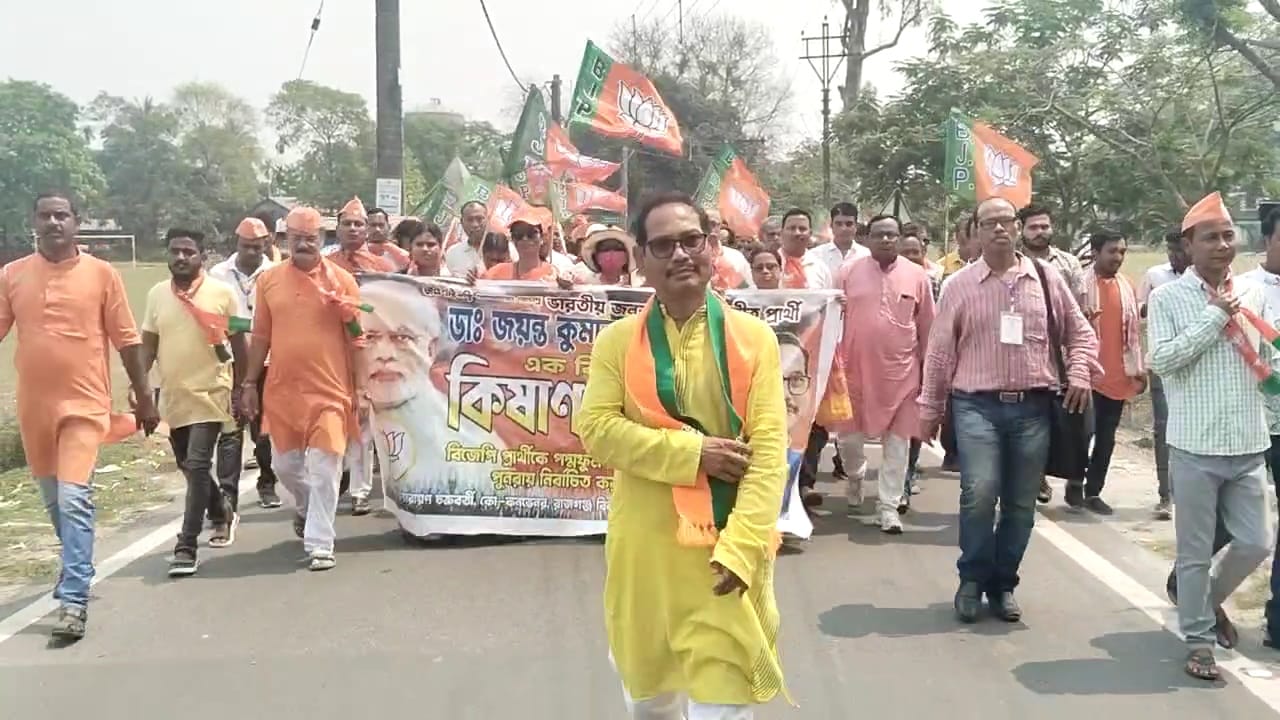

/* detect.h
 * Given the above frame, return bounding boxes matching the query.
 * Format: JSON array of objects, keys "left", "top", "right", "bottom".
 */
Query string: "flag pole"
[{"left": 621, "top": 146, "right": 632, "bottom": 230}]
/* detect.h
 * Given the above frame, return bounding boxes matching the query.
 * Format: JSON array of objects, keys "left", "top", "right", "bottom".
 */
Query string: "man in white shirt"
[
  {"left": 1138, "top": 228, "right": 1192, "bottom": 519},
  {"left": 810, "top": 202, "right": 870, "bottom": 279},
  {"left": 210, "top": 218, "right": 279, "bottom": 508},
  {"left": 443, "top": 201, "right": 491, "bottom": 277},
  {"left": 705, "top": 208, "right": 753, "bottom": 286}
]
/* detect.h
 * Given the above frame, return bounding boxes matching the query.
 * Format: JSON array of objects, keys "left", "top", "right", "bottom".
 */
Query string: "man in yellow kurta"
[{"left": 576, "top": 191, "right": 789, "bottom": 719}]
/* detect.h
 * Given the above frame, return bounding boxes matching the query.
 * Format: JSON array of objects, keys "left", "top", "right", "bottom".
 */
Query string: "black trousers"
[
  {"left": 799, "top": 424, "right": 829, "bottom": 490},
  {"left": 171, "top": 422, "right": 228, "bottom": 552},
  {"left": 243, "top": 372, "right": 276, "bottom": 492},
  {"left": 1083, "top": 393, "right": 1126, "bottom": 497}
]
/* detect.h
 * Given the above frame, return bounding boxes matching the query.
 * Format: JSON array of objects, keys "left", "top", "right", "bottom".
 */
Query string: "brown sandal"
[{"left": 1185, "top": 649, "right": 1221, "bottom": 681}]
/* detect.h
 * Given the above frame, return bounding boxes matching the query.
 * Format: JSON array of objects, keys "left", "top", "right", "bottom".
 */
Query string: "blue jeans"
[
  {"left": 952, "top": 390, "right": 1051, "bottom": 594},
  {"left": 37, "top": 479, "right": 95, "bottom": 609}
]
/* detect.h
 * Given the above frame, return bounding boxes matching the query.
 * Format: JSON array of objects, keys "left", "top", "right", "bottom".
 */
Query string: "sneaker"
[
  {"left": 309, "top": 553, "right": 336, "bottom": 572},
  {"left": 209, "top": 513, "right": 239, "bottom": 548},
  {"left": 897, "top": 495, "right": 910, "bottom": 515},
  {"left": 1037, "top": 478, "right": 1053, "bottom": 503},
  {"left": 941, "top": 455, "right": 959, "bottom": 473},
  {"left": 1085, "top": 496, "right": 1114, "bottom": 516},
  {"left": 259, "top": 488, "right": 282, "bottom": 509},
  {"left": 800, "top": 489, "right": 824, "bottom": 508},
  {"left": 351, "top": 496, "right": 372, "bottom": 516},
  {"left": 168, "top": 548, "right": 198, "bottom": 578},
  {"left": 846, "top": 479, "right": 867, "bottom": 517},
  {"left": 1064, "top": 484, "right": 1086, "bottom": 510},
  {"left": 1154, "top": 499, "right": 1172, "bottom": 521},
  {"left": 879, "top": 508, "right": 904, "bottom": 535},
  {"left": 244, "top": 457, "right": 260, "bottom": 470},
  {"left": 293, "top": 513, "right": 306, "bottom": 539},
  {"left": 50, "top": 605, "right": 87, "bottom": 640}
]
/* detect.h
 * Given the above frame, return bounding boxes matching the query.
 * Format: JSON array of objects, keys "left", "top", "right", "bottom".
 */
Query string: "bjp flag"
[
  {"left": 568, "top": 40, "right": 684, "bottom": 157},
  {"left": 694, "top": 143, "right": 771, "bottom": 238},
  {"left": 943, "top": 110, "right": 1039, "bottom": 208}
]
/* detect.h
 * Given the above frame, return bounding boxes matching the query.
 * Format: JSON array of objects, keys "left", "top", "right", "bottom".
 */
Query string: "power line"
[
  {"left": 701, "top": 0, "right": 723, "bottom": 16},
  {"left": 296, "top": 0, "right": 326, "bottom": 80},
  {"left": 479, "top": 0, "right": 527, "bottom": 93}
]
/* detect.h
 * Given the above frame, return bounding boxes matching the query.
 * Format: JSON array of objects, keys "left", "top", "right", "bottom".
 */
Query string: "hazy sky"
[{"left": 3, "top": 0, "right": 991, "bottom": 151}]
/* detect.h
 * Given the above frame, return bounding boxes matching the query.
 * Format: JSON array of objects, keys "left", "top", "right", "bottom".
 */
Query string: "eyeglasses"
[
  {"left": 512, "top": 230, "right": 542, "bottom": 241},
  {"left": 978, "top": 217, "right": 1018, "bottom": 230},
  {"left": 785, "top": 372, "right": 810, "bottom": 396},
  {"left": 868, "top": 230, "right": 901, "bottom": 241},
  {"left": 645, "top": 231, "right": 708, "bottom": 260}
]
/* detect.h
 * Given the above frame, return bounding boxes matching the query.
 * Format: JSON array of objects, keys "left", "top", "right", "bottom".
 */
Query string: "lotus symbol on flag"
[
  {"left": 618, "top": 81, "right": 669, "bottom": 137},
  {"left": 728, "top": 186, "right": 759, "bottom": 218},
  {"left": 984, "top": 145, "right": 1022, "bottom": 189}
]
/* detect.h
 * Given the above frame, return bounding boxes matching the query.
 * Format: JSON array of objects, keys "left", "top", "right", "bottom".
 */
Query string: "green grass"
[{"left": 0, "top": 263, "right": 175, "bottom": 583}]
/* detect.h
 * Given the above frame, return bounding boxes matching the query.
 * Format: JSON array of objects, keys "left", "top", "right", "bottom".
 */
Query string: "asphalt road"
[{"left": 1, "top": 447, "right": 1278, "bottom": 719}]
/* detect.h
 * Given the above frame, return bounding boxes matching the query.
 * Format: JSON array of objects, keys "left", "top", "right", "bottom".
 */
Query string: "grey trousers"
[{"left": 1170, "top": 447, "right": 1274, "bottom": 648}]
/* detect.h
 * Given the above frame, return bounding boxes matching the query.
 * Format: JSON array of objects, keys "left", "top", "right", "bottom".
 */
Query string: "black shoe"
[
  {"left": 1064, "top": 484, "right": 1085, "bottom": 510},
  {"left": 258, "top": 488, "right": 282, "bottom": 509},
  {"left": 1085, "top": 496, "right": 1114, "bottom": 516},
  {"left": 941, "top": 456, "right": 959, "bottom": 473},
  {"left": 339, "top": 471, "right": 351, "bottom": 497},
  {"left": 168, "top": 548, "right": 198, "bottom": 578},
  {"left": 1166, "top": 568, "right": 1178, "bottom": 604},
  {"left": 1037, "top": 478, "right": 1053, "bottom": 504},
  {"left": 954, "top": 581, "right": 982, "bottom": 623},
  {"left": 1264, "top": 627, "right": 1278, "bottom": 650},
  {"left": 988, "top": 591, "right": 1022, "bottom": 622},
  {"left": 351, "top": 496, "right": 372, "bottom": 516}
]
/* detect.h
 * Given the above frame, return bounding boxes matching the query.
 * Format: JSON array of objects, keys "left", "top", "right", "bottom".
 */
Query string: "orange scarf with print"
[{"left": 781, "top": 253, "right": 809, "bottom": 289}]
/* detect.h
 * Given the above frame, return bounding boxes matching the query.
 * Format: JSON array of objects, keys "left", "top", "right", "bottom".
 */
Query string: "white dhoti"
[
  {"left": 838, "top": 432, "right": 910, "bottom": 513},
  {"left": 274, "top": 447, "right": 342, "bottom": 556},
  {"left": 623, "top": 690, "right": 752, "bottom": 720},
  {"left": 345, "top": 417, "right": 376, "bottom": 500}
]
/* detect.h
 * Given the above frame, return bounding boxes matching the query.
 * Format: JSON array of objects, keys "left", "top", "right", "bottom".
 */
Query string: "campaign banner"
[{"left": 355, "top": 275, "right": 841, "bottom": 539}]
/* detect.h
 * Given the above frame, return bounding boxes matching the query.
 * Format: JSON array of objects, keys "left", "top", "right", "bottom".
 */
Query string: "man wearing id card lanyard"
[
  {"left": 1149, "top": 192, "right": 1276, "bottom": 681},
  {"left": 920, "top": 196, "right": 1097, "bottom": 625}
]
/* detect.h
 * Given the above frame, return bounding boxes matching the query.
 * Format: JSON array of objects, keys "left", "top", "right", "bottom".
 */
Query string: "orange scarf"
[
  {"left": 303, "top": 258, "right": 373, "bottom": 345},
  {"left": 172, "top": 273, "right": 249, "bottom": 359},
  {"left": 1207, "top": 276, "right": 1280, "bottom": 394},
  {"left": 781, "top": 253, "right": 808, "bottom": 289},
  {"left": 623, "top": 292, "right": 777, "bottom": 550}
]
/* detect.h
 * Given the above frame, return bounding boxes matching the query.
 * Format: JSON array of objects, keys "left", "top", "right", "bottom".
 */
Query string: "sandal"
[
  {"left": 1184, "top": 649, "right": 1221, "bottom": 681},
  {"left": 1215, "top": 607, "right": 1239, "bottom": 649}
]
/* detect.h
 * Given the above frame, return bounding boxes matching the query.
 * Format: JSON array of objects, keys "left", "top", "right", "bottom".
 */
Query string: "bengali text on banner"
[{"left": 355, "top": 275, "right": 841, "bottom": 539}]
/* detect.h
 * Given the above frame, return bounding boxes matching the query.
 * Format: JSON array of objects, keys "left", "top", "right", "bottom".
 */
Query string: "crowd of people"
[{"left": 6, "top": 184, "right": 1280, "bottom": 715}]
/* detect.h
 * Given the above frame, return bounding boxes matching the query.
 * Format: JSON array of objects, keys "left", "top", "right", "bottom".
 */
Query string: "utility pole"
[
  {"left": 549, "top": 74, "right": 563, "bottom": 123},
  {"left": 374, "top": 0, "right": 404, "bottom": 215},
  {"left": 678, "top": 0, "right": 684, "bottom": 44},
  {"left": 800, "top": 17, "right": 847, "bottom": 211}
]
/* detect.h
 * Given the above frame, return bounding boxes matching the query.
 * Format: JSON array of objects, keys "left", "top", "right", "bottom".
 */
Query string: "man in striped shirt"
[
  {"left": 920, "top": 197, "right": 1097, "bottom": 624},
  {"left": 1149, "top": 192, "right": 1275, "bottom": 681}
]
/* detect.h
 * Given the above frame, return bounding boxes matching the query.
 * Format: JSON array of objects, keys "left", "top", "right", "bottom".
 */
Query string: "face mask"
[{"left": 596, "top": 249, "right": 629, "bottom": 275}]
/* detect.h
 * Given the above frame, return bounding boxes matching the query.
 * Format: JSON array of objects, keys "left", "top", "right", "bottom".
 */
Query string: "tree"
[
  {"left": 171, "top": 82, "right": 262, "bottom": 232},
  {"left": 837, "top": 0, "right": 932, "bottom": 108},
  {"left": 403, "top": 114, "right": 507, "bottom": 188},
  {"left": 0, "top": 81, "right": 104, "bottom": 238},
  {"left": 1176, "top": 0, "right": 1280, "bottom": 91},
  {"left": 89, "top": 94, "right": 210, "bottom": 249},
  {"left": 267, "top": 80, "right": 374, "bottom": 211}
]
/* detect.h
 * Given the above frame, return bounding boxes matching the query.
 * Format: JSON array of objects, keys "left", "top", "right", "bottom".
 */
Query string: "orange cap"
[
  {"left": 1181, "top": 191, "right": 1233, "bottom": 232},
  {"left": 285, "top": 206, "right": 324, "bottom": 235},
  {"left": 235, "top": 217, "right": 269, "bottom": 240},
  {"left": 340, "top": 196, "right": 368, "bottom": 220}
]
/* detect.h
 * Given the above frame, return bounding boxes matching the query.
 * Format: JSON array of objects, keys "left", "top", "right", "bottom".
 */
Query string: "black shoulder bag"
[{"left": 1032, "top": 260, "right": 1092, "bottom": 482}]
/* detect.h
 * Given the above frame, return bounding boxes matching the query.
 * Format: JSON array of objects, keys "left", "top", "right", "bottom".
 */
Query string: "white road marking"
[{"left": 0, "top": 474, "right": 260, "bottom": 646}]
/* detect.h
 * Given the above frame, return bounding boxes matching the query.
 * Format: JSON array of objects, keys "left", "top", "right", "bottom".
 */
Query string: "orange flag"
[
  {"left": 565, "top": 182, "right": 628, "bottom": 215},
  {"left": 971, "top": 121, "right": 1039, "bottom": 208},
  {"left": 568, "top": 40, "right": 684, "bottom": 157},
  {"left": 545, "top": 124, "right": 622, "bottom": 184},
  {"left": 486, "top": 185, "right": 536, "bottom": 233}
]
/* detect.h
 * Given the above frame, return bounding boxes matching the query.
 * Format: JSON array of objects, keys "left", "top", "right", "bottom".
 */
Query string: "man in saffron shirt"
[
  {"left": 0, "top": 191, "right": 159, "bottom": 639},
  {"left": 242, "top": 206, "right": 362, "bottom": 571}
]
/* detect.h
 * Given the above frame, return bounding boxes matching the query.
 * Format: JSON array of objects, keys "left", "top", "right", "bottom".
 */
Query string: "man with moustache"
[
  {"left": 241, "top": 206, "right": 362, "bottom": 571},
  {"left": 577, "top": 191, "right": 787, "bottom": 719},
  {"left": 367, "top": 207, "right": 410, "bottom": 271},
  {"left": 141, "top": 228, "right": 247, "bottom": 576},
  {"left": 0, "top": 191, "right": 159, "bottom": 639}
]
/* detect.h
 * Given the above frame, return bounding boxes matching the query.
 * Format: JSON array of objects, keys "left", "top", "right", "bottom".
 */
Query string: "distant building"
[{"left": 406, "top": 98, "right": 465, "bottom": 128}]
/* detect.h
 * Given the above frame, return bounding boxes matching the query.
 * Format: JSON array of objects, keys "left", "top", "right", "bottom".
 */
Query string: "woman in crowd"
[
  {"left": 393, "top": 219, "right": 449, "bottom": 277},
  {"left": 747, "top": 243, "right": 783, "bottom": 290},
  {"left": 575, "top": 225, "right": 638, "bottom": 286}
]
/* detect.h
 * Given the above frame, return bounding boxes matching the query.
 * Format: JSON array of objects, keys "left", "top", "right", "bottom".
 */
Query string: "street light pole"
[{"left": 801, "top": 17, "right": 848, "bottom": 211}]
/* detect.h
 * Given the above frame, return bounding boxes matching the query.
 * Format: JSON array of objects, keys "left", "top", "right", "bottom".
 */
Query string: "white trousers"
[
  {"left": 346, "top": 418, "right": 376, "bottom": 500},
  {"left": 838, "top": 432, "right": 910, "bottom": 513},
  {"left": 623, "top": 689, "right": 752, "bottom": 720},
  {"left": 274, "top": 447, "right": 342, "bottom": 555}
]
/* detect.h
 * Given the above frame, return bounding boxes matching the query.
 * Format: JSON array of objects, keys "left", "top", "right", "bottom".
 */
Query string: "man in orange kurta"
[
  {"left": 243, "top": 206, "right": 361, "bottom": 571},
  {"left": 0, "top": 192, "right": 159, "bottom": 639},
  {"left": 326, "top": 197, "right": 394, "bottom": 516}
]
